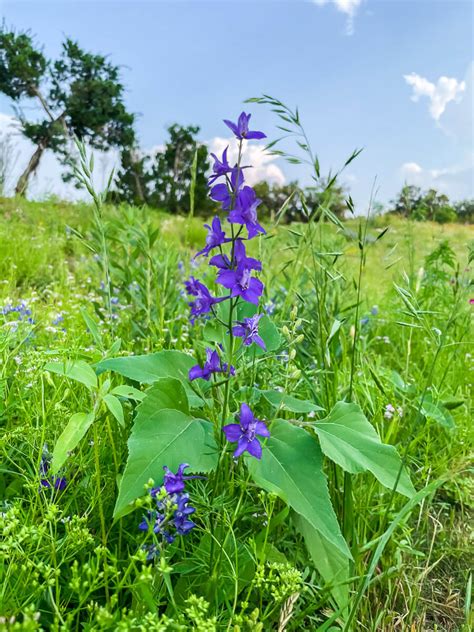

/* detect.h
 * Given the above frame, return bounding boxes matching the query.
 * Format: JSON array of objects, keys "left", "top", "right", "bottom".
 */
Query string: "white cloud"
[
  {"left": 404, "top": 72, "right": 466, "bottom": 121},
  {"left": 313, "top": 0, "right": 362, "bottom": 35},
  {"left": 400, "top": 157, "right": 474, "bottom": 200},
  {"left": 208, "top": 137, "right": 285, "bottom": 186}
]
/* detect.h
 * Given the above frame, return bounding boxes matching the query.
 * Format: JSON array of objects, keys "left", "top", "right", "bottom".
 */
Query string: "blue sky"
[{"left": 0, "top": 0, "right": 472, "bottom": 209}]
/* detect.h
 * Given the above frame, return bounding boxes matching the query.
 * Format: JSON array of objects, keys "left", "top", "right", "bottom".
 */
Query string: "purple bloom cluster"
[
  {"left": 1, "top": 301, "right": 34, "bottom": 324},
  {"left": 139, "top": 464, "right": 197, "bottom": 554},
  {"left": 185, "top": 112, "right": 271, "bottom": 460},
  {"left": 39, "top": 447, "right": 67, "bottom": 492}
]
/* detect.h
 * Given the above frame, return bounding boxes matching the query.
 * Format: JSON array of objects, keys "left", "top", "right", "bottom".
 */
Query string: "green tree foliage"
[
  {"left": 454, "top": 198, "right": 474, "bottom": 223},
  {"left": 112, "top": 124, "right": 213, "bottom": 214},
  {"left": 0, "top": 26, "right": 135, "bottom": 195},
  {"left": 389, "top": 185, "right": 459, "bottom": 223},
  {"left": 148, "top": 124, "right": 212, "bottom": 214}
]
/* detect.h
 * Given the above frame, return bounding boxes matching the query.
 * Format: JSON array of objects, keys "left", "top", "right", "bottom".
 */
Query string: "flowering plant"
[{"left": 47, "top": 108, "right": 415, "bottom": 619}]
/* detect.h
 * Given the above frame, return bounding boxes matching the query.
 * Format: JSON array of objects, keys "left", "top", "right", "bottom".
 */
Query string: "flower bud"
[
  {"left": 291, "top": 369, "right": 301, "bottom": 379},
  {"left": 295, "top": 334, "right": 304, "bottom": 344},
  {"left": 289, "top": 348, "right": 296, "bottom": 360},
  {"left": 282, "top": 325, "right": 290, "bottom": 338}
]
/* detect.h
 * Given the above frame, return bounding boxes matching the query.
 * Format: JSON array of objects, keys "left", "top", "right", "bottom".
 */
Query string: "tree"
[
  {"left": 454, "top": 199, "right": 474, "bottom": 224},
  {"left": 0, "top": 26, "right": 135, "bottom": 195},
  {"left": 389, "top": 185, "right": 458, "bottom": 223},
  {"left": 110, "top": 147, "right": 151, "bottom": 206},
  {"left": 148, "top": 124, "right": 212, "bottom": 214}
]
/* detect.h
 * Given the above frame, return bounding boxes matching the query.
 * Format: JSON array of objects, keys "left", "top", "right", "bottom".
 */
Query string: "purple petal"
[
  {"left": 254, "top": 334, "right": 266, "bottom": 350},
  {"left": 246, "top": 131, "right": 267, "bottom": 140},
  {"left": 189, "top": 365, "right": 205, "bottom": 380},
  {"left": 239, "top": 403, "right": 254, "bottom": 428},
  {"left": 234, "top": 436, "right": 250, "bottom": 458},
  {"left": 246, "top": 438, "right": 262, "bottom": 459},
  {"left": 223, "top": 119, "right": 239, "bottom": 135},
  {"left": 222, "top": 423, "right": 242, "bottom": 442},
  {"left": 255, "top": 421, "right": 270, "bottom": 438}
]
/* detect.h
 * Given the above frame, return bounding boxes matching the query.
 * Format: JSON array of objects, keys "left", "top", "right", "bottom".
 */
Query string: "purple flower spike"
[
  {"left": 232, "top": 313, "right": 266, "bottom": 349},
  {"left": 185, "top": 276, "right": 226, "bottom": 323},
  {"left": 189, "top": 348, "right": 235, "bottom": 381},
  {"left": 216, "top": 263, "right": 264, "bottom": 305},
  {"left": 228, "top": 186, "right": 266, "bottom": 239},
  {"left": 222, "top": 403, "right": 270, "bottom": 459},
  {"left": 195, "top": 217, "right": 229, "bottom": 258},
  {"left": 223, "top": 112, "right": 266, "bottom": 141}
]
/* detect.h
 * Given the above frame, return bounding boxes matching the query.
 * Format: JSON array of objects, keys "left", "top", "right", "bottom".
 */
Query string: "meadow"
[{"left": 0, "top": 164, "right": 472, "bottom": 629}]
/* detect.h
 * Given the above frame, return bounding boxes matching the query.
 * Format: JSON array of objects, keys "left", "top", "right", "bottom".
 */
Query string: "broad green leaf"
[
  {"left": 421, "top": 395, "right": 455, "bottom": 430},
  {"left": 313, "top": 402, "right": 415, "bottom": 498},
  {"left": 260, "top": 389, "right": 324, "bottom": 413},
  {"left": 103, "top": 394, "right": 125, "bottom": 427},
  {"left": 294, "top": 514, "right": 349, "bottom": 613},
  {"left": 52, "top": 412, "right": 95, "bottom": 472},
  {"left": 111, "top": 385, "right": 145, "bottom": 401},
  {"left": 136, "top": 378, "right": 189, "bottom": 417},
  {"left": 96, "top": 350, "right": 203, "bottom": 408},
  {"left": 114, "top": 409, "right": 217, "bottom": 518},
  {"left": 45, "top": 360, "right": 97, "bottom": 391},
  {"left": 248, "top": 419, "right": 351, "bottom": 559}
]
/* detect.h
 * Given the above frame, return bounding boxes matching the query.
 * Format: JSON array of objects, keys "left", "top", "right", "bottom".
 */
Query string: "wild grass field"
[{"left": 0, "top": 190, "right": 472, "bottom": 631}]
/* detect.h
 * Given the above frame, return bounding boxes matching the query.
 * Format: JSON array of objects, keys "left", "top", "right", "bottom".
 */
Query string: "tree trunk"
[{"left": 14, "top": 143, "right": 46, "bottom": 197}]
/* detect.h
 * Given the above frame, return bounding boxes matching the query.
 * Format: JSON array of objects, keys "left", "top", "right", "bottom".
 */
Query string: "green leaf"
[
  {"left": 248, "top": 419, "right": 351, "bottom": 559},
  {"left": 136, "top": 378, "right": 189, "bottom": 417},
  {"left": 313, "top": 402, "right": 415, "bottom": 498},
  {"left": 103, "top": 394, "right": 125, "bottom": 428},
  {"left": 294, "top": 514, "right": 349, "bottom": 613},
  {"left": 80, "top": 308, "right": 103, "bottom": 350},
  {"left": 45, "top": 360, "right": 98, "bottom": 391},
  {"left": 114, "top": 409, "right": 217, "bottom": 518},
  {"left": 96, "top": 350, "right": 203, "bottom": 408},
  {"left": 52, "top": 412, "right": 95, "bottom": 473},
  {"left": 260, "top": 390, "right": 324, "bottom": 413},
  {"left": 111, "top": 385, "right": 145, "bottom": 401},
  {"left": 421, "top": 395, "right": 455, "bottom": 430}
]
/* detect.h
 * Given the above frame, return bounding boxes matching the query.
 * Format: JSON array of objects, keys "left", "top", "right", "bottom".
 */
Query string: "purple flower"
[
  {"left": 210, "top": 183, "right": 232, "bottom": 210},
  {"left": 216, "top": 262, "right": 264, "bottom": 305},
  {"left": 173, "top": 493, "right": 196, "bottom": 535},
  {"left": 162, "top": 463, "right": 191, "bottom": 494},
  {"left": 195, "top": 217, "right": 229, "bottom": 258},
  {"left": 222, "top": 403, "right": 270, "bottom": 459},
  {"left": 228, "top": 186, "right": 266, "bottom": 239},
  {"left": 223, "top": 112, "right": 266, "bottom": 141},
  {"left": 189, "top": 348, "right": 235, "bottom": 381},
  {"left": 208, "top": 146, "right": 233, "bottom": 185},
  {"left": 185, "top": 276, "right": 225, "bottom": 323},
  {"left": 210, "top": 239, "right": 262, "bottom": 273},
  {"left": 39, "top": 451, "right": 67, "bottom": 493},
  {"left": 232, "top": 313, "right": 266, "bottom": 349}
]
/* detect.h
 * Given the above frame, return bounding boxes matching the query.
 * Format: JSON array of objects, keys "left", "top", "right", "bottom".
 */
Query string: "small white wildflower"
[{"left": 384, "top": 404, "right": 395, "bottom": 420}]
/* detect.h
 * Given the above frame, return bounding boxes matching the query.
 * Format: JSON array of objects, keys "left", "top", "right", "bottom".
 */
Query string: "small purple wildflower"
[
  {"left": 189, "top": 348, "right": 235, "bottom": 381},
  {"left": 228, "top": 186, "right": 266, "bottom": 239},
  {"left": 232, "top": 313, "right": 266, "bottom": 349},
  {"left": 185, "top": 276, "right": 226, "bottom": 323},
  {"left": 195, "top": 217, "right": 229, "bottom": 258},
  {"left": 223, "top": 112, "right": 266, "bottom": 141},
  {"left": 210, "top": 239, "right": 262, "bottom": 272},
  {"left": 222, "top": 403, "right": 270, "bottom": 459},
  {"left": 208, "top": 146, "right": 233, "bottom": 185},
  {"left": 216, "top": 263, "right": 264, "bottom": 304},
  {"left": 39, "top": 450, "right": 67, "bottom": 492},
  {"left": 139, "top": 464, "right": 197, "bottom": 550}
]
